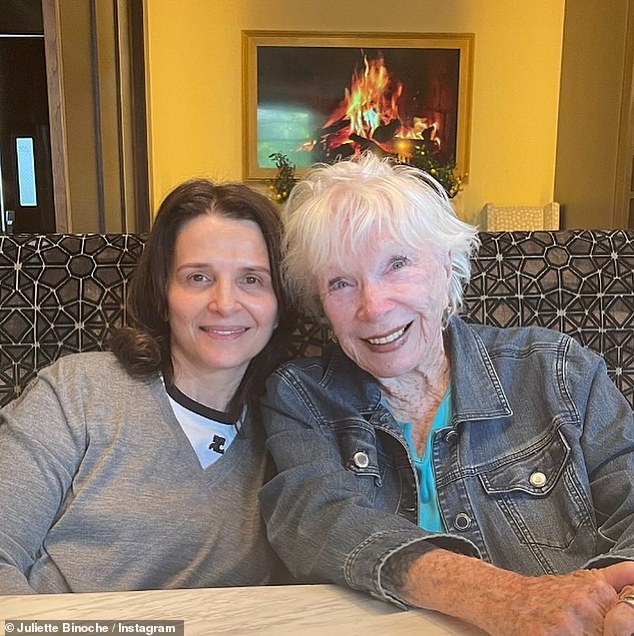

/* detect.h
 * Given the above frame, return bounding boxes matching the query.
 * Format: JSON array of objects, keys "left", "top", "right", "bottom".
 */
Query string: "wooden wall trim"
[
  {"left": 42, "top": 0, "right": 70, "bottom": 232},
  {"left": 615, "top": 0, "right": 634, "bottom": 228}
]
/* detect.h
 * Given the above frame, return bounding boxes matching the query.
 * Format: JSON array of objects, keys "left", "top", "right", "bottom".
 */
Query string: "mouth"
[
  {"left": 201, "top": 326, "right": 249, "bottom": 336},
  {"left": 363, "top": 322, "right": 412, "bottom": 346}
]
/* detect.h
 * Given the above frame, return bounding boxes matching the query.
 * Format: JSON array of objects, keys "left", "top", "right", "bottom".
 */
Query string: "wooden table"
[{"left": 0, "top": 583, "right": 486, "bottom": 635}]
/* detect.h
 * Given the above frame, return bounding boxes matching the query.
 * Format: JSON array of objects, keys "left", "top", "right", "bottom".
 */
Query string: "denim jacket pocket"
[
  {"left": 478, "top": 428, "right": 593, "bottom": 549},
  {"left": 328, "top": 420, "right": 384, "bottom": 488}
]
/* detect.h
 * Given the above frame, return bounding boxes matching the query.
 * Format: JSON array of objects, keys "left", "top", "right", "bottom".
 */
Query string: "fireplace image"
[{"left": 242, "top": 32, "right": 474, "bottom": 181}]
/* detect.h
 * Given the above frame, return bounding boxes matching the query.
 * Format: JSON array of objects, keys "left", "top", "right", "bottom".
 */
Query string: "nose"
[
  {"left": 356, "top": 281, "right": 392, "bottom": 321},
  {"left": 209, "top": 279, "right": 239, "bottom": 315}
]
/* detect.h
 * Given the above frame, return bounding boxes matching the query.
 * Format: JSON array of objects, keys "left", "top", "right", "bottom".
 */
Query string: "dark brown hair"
[{"left": 109, "top": 178, "right": 296, "bottom": 419}]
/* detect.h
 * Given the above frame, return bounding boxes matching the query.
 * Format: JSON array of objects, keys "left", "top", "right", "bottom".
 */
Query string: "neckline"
[{"left": 165, "top": 382, "right": 235, "bottom": 425}]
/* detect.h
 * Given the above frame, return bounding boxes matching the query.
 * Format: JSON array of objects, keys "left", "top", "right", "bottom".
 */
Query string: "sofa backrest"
[{"left": 1, "top": 230, "right": 632, "bottom": 408}]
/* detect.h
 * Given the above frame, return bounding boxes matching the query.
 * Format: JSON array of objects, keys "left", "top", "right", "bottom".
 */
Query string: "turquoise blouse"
[{"left": 400, "top": 386, "right": 452, "bottom": 532}]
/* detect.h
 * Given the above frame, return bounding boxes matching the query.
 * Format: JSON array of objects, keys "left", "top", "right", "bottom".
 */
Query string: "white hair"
[{"left": 282, "top": 152, "right": 480, "bottom": 318}]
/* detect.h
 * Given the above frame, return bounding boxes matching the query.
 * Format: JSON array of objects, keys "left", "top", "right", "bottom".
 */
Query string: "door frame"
[
  {"left": 42, "top": 0, "right": 69, "bottom": 232},
  {"left": 41, "top": 0, "right": 150, "bottom": 233},
  {"left": 614, "top": 0, "right": 634, "bottom": 228}
]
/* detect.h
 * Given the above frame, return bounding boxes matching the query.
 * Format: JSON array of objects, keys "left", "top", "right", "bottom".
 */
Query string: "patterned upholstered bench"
[{"left": 1, "top": 230, "right": 633, "bottom": 409}]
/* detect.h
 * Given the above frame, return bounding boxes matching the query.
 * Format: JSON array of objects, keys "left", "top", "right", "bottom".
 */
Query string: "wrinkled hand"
[
  {"left": 484, "top": 562, "right": 634, "bottom": 636},
  {"left": 401, "top": 549, "right": 634, "bottom": 636}
]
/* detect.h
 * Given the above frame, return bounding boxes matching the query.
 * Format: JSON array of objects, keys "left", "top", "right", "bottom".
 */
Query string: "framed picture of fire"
[{"left": 242, "top": 31, "right": 474, "bottom": 182}]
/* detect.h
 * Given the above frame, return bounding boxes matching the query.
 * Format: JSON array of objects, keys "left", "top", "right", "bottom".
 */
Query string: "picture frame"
[{"left": 242, "top": 31, "right": 474, "bottom": 182}]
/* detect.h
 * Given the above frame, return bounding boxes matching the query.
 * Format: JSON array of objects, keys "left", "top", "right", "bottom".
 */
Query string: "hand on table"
[
  {"left": 485, "top": 561, "right": 634, "bottom": 636},
  {"left": 492, "top": 563, "right": 634, "bottom": 636},
  {"left": 400, "top": 549, "right": 634, "bottom": 636}
]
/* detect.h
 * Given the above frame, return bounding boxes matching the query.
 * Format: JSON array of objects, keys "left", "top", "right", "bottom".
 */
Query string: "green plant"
[
  {"left": 267, "top": 152, "right": 296, "bottom": 202},
  {"left": 407, "top": 144, "right": 464, "bottom": 199},
  {"left": 268, "top": 148, "right": 464, "bottom": 201}
]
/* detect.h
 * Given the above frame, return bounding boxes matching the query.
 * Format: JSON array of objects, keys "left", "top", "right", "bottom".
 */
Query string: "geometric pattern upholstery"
[
  {"left": 463, "top": 230, "right": 633, "bottom": 407},
  {"left": 0, "top": 230, "right": 633, "bottom": 409},
  {"left": 0, "top": 234, "right": 147, "bottom": 406}
]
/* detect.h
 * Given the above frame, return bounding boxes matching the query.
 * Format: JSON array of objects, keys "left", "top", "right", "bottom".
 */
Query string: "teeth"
[
  {"left": 205, "top": 327, "right": 246, "bottom": 335},
  {"left": 367, "top": 326, "right": 405, "bottom": 345}
]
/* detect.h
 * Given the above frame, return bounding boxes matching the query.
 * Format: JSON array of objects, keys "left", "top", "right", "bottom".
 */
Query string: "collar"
[{"left": 444, "top": 317, "right": 513, "bottom": 422}]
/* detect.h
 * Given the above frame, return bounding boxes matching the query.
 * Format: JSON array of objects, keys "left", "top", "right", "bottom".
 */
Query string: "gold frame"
[{"left": 242, "top": 30, "right": 474, "bottom": 181}]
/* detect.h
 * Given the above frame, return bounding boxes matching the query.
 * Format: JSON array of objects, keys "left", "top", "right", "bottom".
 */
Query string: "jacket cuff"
[
  {"left": 343, "top": 529, "right": 480, "bottom": 607},
  {"left": 585, "top": 553, "right": 634, "bottom": 569}
]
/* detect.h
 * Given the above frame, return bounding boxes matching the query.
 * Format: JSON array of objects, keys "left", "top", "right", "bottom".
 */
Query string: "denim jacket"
[{"left": 260, "top": 317, "right": 634, "bottom": 604}]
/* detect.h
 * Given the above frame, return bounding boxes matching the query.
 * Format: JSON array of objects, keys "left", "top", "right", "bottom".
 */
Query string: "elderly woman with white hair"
[{"left": 260, "top": 153, "right": 634, "bottom": 635}]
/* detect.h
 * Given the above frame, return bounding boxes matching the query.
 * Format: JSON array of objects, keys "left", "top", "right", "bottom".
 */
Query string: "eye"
[
  {"left": 242, "top": 274, "right": 261, "bottom": 285},
  {"left": 187, "top": 272, "right": 210, "bottom": 283},
  {"left": 328, "top": 277, "right": 352, "bottom": 292},
  {"left": 389, "top": 256, "right": 410, "bottom": 271},
  {"left": 239, "top": 271, "right": 273, "bottom": 289}
]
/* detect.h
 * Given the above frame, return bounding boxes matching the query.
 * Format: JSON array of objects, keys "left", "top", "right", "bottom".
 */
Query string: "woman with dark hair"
[{"left": 0, "top": 179, "right": 295, "bottom": 594}]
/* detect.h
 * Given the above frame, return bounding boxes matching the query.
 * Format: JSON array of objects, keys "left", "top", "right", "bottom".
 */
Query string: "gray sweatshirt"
[{"left": 0, "top": 352, "right": 280, "bottom": 594}]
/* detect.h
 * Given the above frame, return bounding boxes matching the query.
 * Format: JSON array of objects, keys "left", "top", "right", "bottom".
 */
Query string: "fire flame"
[
  {"left": 323, "top": 54, "right": 400, "bottom": 141},
  {"left": 314, "top": 52, "right": 442, "bottom": 161}
]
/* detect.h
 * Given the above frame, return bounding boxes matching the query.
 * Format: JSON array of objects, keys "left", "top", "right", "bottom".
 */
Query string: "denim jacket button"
[
  {"left": 444, "top": 429, "right": 458, "bottom": 443},
  {"left": 352, "top": 451, "right": 370, "bottom": 469},
  {"left": 453, "top": 512, "right": 472, "bottom": 531},
  {"left": 529, "top": 471, "right": 547, "bottom": 488}
]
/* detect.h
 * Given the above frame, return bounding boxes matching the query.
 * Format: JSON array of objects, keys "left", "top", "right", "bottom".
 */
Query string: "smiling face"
[
  {"left": 318, "top": 229, "right": 451, "bottom": 380},
  {"left": 167, "top": 213, "right": 278, "bottom": 405}
]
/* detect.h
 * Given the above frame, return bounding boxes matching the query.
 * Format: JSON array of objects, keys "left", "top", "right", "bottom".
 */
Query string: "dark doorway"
[{"left": 0, "top": 0, "right": 55, "bottom": 233}]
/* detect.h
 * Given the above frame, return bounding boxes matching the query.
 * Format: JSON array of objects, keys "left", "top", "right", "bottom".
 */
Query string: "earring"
[{"left": 441, "top": 305, "right": 453, "bottom": 329}]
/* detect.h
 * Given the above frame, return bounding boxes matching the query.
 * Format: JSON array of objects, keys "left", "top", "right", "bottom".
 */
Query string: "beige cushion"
[{"left": 482, "top": 202, "right": 560, "bottom": 231}]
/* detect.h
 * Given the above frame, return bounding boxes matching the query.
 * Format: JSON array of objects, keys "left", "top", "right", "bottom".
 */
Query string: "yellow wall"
[
  {"left": 555, "top": 0, "right": 630, "bottom": 229},
  {"left": 145, "top": 1, "right": 565, "bottom": 224}
]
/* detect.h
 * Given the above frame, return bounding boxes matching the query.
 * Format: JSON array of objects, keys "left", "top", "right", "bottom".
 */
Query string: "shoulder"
[
  {"left": 265, "top": 345, "right": 380, "bottom": 414},
  {"left": 40, "top": 351, "right": 130, "bottom": 379},
  {"left": 272, "top": 344, "right": 368, "bottom": 386},
  {"left": 454, "top": 320, "right": 606, "bottom": 390},
  {"left": 460, "top": 320, "right": 594, "bottom": 359},
  {"left": 3, "top": 352, "right": 167, "bottom": 438},
  {"left": 33, "top": 351, "right": 161, "bottom": 400}
]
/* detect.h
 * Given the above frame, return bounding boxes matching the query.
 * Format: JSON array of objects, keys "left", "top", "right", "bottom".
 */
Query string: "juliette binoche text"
[{"left": 3, "top": 621, "right": 183, "bottom": 635}]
